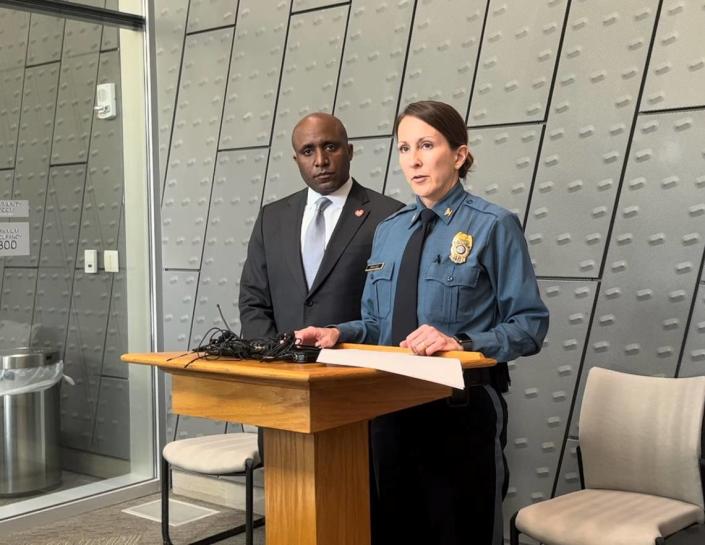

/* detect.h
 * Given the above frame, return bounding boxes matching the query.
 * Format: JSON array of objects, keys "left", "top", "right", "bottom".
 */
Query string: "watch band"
[{"left": 453, "top": 333, "right": 473, "bottom": 351}]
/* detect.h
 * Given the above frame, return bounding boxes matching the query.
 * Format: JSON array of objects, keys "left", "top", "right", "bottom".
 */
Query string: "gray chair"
[
  {"left": 510, "top": 367, "right": 705, "bottom": 545},
  {"left": 161, "top": 431, "right": 264, "bottom": 545}
]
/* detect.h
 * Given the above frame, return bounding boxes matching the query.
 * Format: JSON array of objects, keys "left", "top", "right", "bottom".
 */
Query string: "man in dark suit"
[{"left": 239, "top": 112, "right": 403, "bottom": 339}]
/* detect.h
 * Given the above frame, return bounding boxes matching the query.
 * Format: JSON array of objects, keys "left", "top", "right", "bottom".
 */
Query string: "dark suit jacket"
[{"left": 239, "top": 180, "right": 403, "bottom": 338}]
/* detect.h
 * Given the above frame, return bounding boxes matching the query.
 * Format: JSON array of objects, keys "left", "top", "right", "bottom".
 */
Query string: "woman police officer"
[{"left": 296, "top": 100, "right": 549, "bottom": 545}]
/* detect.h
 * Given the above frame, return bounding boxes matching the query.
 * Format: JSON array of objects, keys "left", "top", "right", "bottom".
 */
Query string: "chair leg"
[
  {"left": 161, "top": 455, "right": 174, "bottom": 545},
  {"left": 509, "top": 512, "right": 520, "bottom": 545},
  {"left": 246, "top": 459, "right": 253, "bottom": 545}
]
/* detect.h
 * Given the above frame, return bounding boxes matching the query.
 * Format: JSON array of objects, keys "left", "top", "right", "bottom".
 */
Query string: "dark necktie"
[{"left": 391, "top": 208, "right": 437, "bottom": 345}]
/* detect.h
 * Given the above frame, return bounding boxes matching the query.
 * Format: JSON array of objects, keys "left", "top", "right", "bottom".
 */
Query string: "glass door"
[{"left": 0, "top": 0, "right": 159, "bottom": 530}]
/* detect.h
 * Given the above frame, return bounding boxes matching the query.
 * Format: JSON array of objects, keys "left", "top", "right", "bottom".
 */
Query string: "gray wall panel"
[
  {"left": 467, "top": 125, "right": 542, "bottom": 219},
  {"left": 101, "top": 0, "right": 119, "bottom": 51},
  {"left": 102, "top": 271, "right": 127, "bottom": 378},
  {"left": 26, "top": 14, "right": 64, "bottom": 66},
  {"left": 9, "top": 64, "right": 60, "bottom": 268},
  {"left": 92, "top": 376, "right": 130, "bottom": 459},
  {"left": 504, "top": 280, "right": 596, "bottom": 514},
  {"left": 0, "top": 268, "right": 37, "bottom": 348},
  {"left": 154, "top": 0, "right": 189, "bottom": 187},
  {"left": 642, "top": 0, "right": 705, "bottom": 112},
  {"left": 191, "top": 149, "right": 266, "bottom": 344},
  {"left": 263, "top": 6, "right": 348, "bottom": 203},
  {"left": 0, "top": 10, "right": 28, "bottom": 169},
  {"left": 349, "top": 136, "right": 391, "bottom": 194},
  {"left": 0, "top": 8, "right": 29, "bottom": 70},
  {"left": 62, "top": 1, "right": 104, "bottom": 59},
  {"left": 32, "top": 269, "right": 72, "bottom": 351},
  {"left": 62, "top": 272, "right": 111, "bottom": 450},
  {"left": 292, "top": 0, "right": 342, "bottom": 11},
  {"left": 469, "top": 0, "right": 566, "bottom": 125},
  {"left": 525, "top": 0, "right": 659, "bottom": 277},
  {"left": 334, "top": 0, "right": 414, "bottom": 137},
  {"left": 78, "top": 50, "right": 123, "bottom": 263},
  {"left": 0, "top": 67, "right": 23, "bottom": 169},
  {"left": 219, "top": 0, "right": 290, "bottom": 150},
  {"left": 161, "top": 28, "right": 234, "bottom": 269},
  {"left": 383, "top": 151, "right": 415, "bottom": 205},
  {"left": 553, "top": 437, "right": 581, "bottom": 497},
  {"left": 0, "top": 169, "right": 10, "bottom": 195},
  {"left": 162, "top": 270, "right": 199, "bottom": 350},
  {"left": 175, "top": 415, "right": 227, "bottom": 440},
  {"left": 187, "top": 0, "right": 239, "bottom": 34},
  {"left": 52, "top": 52, "right": 100, "bottom": 165},
  {"left": 680, "top": 283, "right": 705, "bottom": 378},
  {"left": 39, "top": 166, "right": 85, "bottom": 269},
  {"left": 398, "top": 0, "right": 485, "bottom": 116},
  {"left": 568, "top": 110, "right": 705, "bottom": 437}
]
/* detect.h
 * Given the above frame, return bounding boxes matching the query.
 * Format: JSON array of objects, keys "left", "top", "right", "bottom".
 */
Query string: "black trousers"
[{"left": 370, "top": 384, "right": 508, "bottom": 545}]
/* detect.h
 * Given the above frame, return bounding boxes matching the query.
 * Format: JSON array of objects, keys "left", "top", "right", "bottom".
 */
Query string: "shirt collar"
[
  {"left": 409, "top": 182, "right": 467, "bottom": 227},
  {"left": 306, "top": 177, "right": 352, "bottom": 208}
]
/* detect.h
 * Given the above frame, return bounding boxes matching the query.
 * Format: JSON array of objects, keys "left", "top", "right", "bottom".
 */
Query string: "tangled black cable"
[{"left": 181, "top": 305, "right": 321, "bottom": 367}]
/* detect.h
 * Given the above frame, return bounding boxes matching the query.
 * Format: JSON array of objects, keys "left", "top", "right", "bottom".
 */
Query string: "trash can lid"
[{"left": 0, "top": 348, "right": 60, "bottom": 370}]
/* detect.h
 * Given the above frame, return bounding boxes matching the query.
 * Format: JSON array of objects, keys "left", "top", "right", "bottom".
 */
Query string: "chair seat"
[
  {"left": 163, "top": 433, "right": 260, "bottom": 475},
  {"left": 516, "top": 489, "right": 704, "bottom": 545}
]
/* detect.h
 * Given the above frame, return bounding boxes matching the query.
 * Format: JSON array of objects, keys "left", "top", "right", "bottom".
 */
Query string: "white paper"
[{"left": 317, "top": 348, "right": 464, "bottom": 389}]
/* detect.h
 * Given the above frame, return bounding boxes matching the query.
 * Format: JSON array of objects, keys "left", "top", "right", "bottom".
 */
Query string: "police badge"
[{"left": 450, "top": 232, "right": 473, "bottom": 264}]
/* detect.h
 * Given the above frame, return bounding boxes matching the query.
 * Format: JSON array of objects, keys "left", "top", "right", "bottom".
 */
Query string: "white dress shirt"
[{"left": 300, "top": 177, "right": 353, "bottom": 252}]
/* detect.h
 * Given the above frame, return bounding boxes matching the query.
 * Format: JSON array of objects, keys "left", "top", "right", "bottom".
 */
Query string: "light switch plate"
[
  {"left": 104, "top": 250, "right": 119, "bottom": 272},
  {"left": 84, "top": 249, "right": 97, "bottom": 273}
]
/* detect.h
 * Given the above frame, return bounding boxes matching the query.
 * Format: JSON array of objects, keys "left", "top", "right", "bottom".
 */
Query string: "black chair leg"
[
  {"left": 161, "top": 455, "right": 174, "bottom": 545},
  {"left": 510, "top": 512, "right": 520, "bottom": 545},
  {"left": 246, "top": 459, "right": 253, "bottom": 545}
]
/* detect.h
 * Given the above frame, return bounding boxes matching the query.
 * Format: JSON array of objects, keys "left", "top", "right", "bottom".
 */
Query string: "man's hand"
[
  {"left": 295, "top": 326, "right": 340, "bottom": 348},
  {"left": 400, "top": 324, "right": 462, "bottom": 356}
]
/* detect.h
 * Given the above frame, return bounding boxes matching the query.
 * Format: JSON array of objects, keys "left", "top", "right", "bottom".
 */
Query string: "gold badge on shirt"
[{"left": 450, "top": 232, "right": 473, "bottom": 264}]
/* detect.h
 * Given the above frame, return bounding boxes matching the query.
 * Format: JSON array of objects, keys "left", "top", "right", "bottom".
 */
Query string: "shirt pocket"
[
  {"left": 368, "top": 261, "right": 395, "bottom": 319},
  {"left": 421, "top": 262, "right": 480, "bottom": 325}
]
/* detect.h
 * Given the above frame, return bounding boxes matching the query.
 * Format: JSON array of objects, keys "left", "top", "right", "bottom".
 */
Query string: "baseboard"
[
  {"left": 61, "top": 448, "right": 130, "bottom": 479},
  {"left": 172, "top": 469, "right": 265, "bottom": 516}
]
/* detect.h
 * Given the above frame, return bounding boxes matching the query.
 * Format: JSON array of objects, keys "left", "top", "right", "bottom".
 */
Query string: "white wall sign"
[
  {"left": 0, "top": 200, "right": 29, "bottom": 218},
  {"left": 0, "top": 222, "right": 30, "bottom": 256}
]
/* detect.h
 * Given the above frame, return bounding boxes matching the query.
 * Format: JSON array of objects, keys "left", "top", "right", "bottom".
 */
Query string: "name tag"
[{"left": 365, "top": 262, "right": 384, "bottom": 272}]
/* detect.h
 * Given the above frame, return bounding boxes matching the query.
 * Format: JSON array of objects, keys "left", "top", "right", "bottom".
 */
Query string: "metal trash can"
[{"left": 0, "top": 348, "right": 62, "bottom": 496}]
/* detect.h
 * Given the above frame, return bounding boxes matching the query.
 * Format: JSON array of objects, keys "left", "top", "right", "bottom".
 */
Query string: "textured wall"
[
  {"left": 154, "top": 0, "right": 705, "bottom": 530},
  {"left": 0, "top": 4, "right": 129, "bottom": 461}
]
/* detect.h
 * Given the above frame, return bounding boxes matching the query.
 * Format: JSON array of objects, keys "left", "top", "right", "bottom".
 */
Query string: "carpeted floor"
[{"left": 2, "top": 493, "right": 265, "bottom": 545}]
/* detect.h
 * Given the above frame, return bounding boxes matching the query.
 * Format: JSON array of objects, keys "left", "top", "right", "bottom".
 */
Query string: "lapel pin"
[
  {"left": 444, "top": 207, "right": 453, "bottom": 217},
  {"left": 355, "top": 208, "right": 365, "bottom": 217}
]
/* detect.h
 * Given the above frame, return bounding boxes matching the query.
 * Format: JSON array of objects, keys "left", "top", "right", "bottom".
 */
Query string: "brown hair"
[{"left": 394, "top": 100, "right": 474, "bottom": 179}]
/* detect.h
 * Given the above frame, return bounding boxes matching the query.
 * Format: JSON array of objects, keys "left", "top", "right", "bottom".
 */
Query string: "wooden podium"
[{"left": 121, "top": 346, "right": 495, "bottom": 545}]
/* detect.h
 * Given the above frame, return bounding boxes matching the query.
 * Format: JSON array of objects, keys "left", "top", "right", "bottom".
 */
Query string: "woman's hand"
[
  {"left": 400, "top": 324, "right": 462, "bottom": 356},
  {"left": 295, "top": 326, "right": 340, "bottom": 348}
]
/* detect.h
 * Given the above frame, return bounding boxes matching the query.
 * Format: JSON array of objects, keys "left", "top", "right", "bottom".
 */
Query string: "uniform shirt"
[
  {"left": 336, "top": 182, "right": 549, "bottom": 362},
  {"left": 300, "top": 177, "right": 352, "bottom": 251}
]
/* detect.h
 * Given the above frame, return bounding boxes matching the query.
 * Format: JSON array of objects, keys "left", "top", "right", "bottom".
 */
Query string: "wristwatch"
[{"left": 453, "top": 333, "right": 474, "bottom": 351}]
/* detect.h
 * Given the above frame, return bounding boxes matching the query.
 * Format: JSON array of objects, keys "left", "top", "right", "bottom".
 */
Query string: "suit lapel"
[
  {"left": 283, "top": 190, "right": 309, "bottom": 297},
  {"left": 307, "top": 180, "right": 370, "bottom": 296}
]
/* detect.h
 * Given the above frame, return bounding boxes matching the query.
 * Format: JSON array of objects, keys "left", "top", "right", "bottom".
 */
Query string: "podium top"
[{"left": 121, "top": 343, "right": 495, "bottom": 386}]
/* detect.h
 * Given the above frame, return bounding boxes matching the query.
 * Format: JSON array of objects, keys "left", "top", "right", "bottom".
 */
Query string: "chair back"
[{"left": 579, "top": 367, "right": 705, "bottom": 509}]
